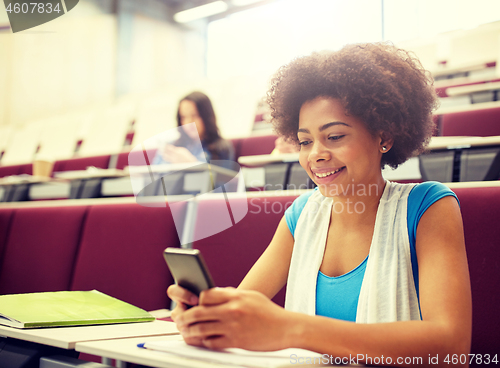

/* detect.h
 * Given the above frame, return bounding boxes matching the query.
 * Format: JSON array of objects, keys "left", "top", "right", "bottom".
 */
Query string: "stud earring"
[{"left": 382, "top": 146, "right": 387, "bottom": 152}]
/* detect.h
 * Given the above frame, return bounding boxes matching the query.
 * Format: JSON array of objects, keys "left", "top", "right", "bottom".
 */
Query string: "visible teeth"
[{"left": 315, "top": 167, "right": 343, "bottom": 178}]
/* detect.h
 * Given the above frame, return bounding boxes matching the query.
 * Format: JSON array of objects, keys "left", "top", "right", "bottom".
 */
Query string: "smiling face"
[
  {"left": 298, "top": 97, "right": 387, "bottom": 198},
  {"left": 179, "top": 99, "right": 205, "bottom": 140}
]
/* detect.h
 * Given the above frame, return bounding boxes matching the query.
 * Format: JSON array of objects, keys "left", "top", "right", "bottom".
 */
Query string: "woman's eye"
[
  {"left": 328, "top": 135, "right": 345, "bottom": 141},
  {"left": 298, "top": 141, "right": 310, "bottom": 146}
]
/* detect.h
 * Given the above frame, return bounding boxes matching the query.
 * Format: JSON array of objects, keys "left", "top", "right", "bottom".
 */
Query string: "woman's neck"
[{"left": 326, "top": 177, "right": 386, "bottom": 225}]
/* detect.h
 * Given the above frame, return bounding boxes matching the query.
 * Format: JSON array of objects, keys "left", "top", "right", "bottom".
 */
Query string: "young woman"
[
  {"left": 153, "top": 91, "right": 233, "bottom": 164},
  {"left": 167, "top": 43, "right": 472, "bottom": 367}
]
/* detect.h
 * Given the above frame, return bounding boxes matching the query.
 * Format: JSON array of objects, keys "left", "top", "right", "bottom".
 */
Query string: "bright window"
[
  {"left": 207, "top": 0, "right": 500, "bottom": 79},
  {"left": 207, "top": 0, "right": 382, "bottom": 80}
]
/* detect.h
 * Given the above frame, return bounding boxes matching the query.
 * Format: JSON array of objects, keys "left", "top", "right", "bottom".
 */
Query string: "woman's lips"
[{"left": 312, "top": 166, "right": 346, "bottom": 183}]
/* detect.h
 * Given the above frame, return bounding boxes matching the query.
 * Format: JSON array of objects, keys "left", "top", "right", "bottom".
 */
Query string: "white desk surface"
[
  {"left": 434, "top": 76, "right": 497, "bottom": 89},
  {"left": 238, "top": 153, "right": 299, "bottom": 167},
  {"left": 430, "top": 62, "right": 493, "bottom": 78},
  {"left": 446, "top": 81, "right": 500, "bottom": 97},
  {"left": 76, "top": 335, "right": 350, "bottom": 368},
  {"left": 0, "top": 319, "right": 178, "bottom": 349},
  {"left": 434, "top": 100, "right": 500, "bottom": 115},
  {"left": 126, "top": 162, "right": 238, "bottom": 178},
  {"left": 0, "top": 175, "right": 52, "bottom": 186},
  {"left": 427, "top": 136, "right": 500, "bottom": 150},
  {"left": 76, "top": 335, "right": 214, "bottom": 368},
  {"left": 53, "top": 168, "right": 127, "bottom": 180},
  {"left": 0, "top": 169, "right": 126, "bottom": 186}
]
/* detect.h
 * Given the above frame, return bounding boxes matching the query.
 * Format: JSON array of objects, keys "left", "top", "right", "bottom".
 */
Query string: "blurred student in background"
[{"left": 153, "top": 91, "right": 234, "bottom": 165}]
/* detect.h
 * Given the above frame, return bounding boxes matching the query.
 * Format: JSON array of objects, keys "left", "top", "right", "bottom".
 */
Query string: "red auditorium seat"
[
  {"left": 18, "top": 163, "right": 33, "bottom": 176},
  {"left": 0, "top": 165, "right": 23, "bottom": 178},
  {"left": 115, "top": 148, "right": 158, "bottom": 170},
  {"left": 70, "top": 202, "right": 182, "bottom": 311},
  {"left": 0, "top": 208, "right": 14, "bottom": 265},
  {"left": 191, "top": 193, "right": 299, "bottom": 307},
  {"left": 452, "top": 185, "right": 500, "bottom": 357},
  {"left": 0, "top": 206, "right": 89, "bottom": 295},
  {"left": 54, "top": 154, "right": 111, "bottom": 172},
  {"left": 441, "top": 106, "right": 500, "bottom": 136},
  {"left": 238, "top": 134, "right": 278, "bottom": 158}
]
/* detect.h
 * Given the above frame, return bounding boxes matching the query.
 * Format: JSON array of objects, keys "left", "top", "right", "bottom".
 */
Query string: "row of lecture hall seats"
[
  {"left": 1, "top": 101, "right": 500, "bottom": 202},
  {"left": 0, "top": 135, "right": 279, "bottom": 179},
  {"left": 0, "top": 184, "right": 499, "bottom": 359},
  {"left": 1, "top": 91, "right": 500, "bottom": 179},
  {"left": 435, "top": 77, "right": 500, "bottom": 98},
  {"left": 1, "top": 100, "right": 500, "bottom": 181},
  {"left": 438, "top": 105, "right": 500, "bottom": 137}
]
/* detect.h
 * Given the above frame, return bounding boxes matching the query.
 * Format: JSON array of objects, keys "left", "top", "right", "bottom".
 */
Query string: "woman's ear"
[{"left": 378, "top": 132, "right": 394, "bottom": 154}]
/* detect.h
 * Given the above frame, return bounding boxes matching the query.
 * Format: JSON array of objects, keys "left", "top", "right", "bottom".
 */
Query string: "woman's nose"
[{"left": 309, "top": 141, "right": 330, "bottom": 162}]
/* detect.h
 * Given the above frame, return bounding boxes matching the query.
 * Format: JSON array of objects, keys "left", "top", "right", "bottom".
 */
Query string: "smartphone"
[{"left": 163, "top": 248, "right": 216, "bottom": 297}]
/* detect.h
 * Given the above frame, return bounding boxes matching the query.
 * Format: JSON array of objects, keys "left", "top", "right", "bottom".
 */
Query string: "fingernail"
[{"left": 190, "top": 295, "right": 199, "bottom": 305}]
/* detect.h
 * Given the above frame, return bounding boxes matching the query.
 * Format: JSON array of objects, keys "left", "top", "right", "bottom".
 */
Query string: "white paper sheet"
[{"left": 141, "top": 339, "right": 325, "bottom": 368}]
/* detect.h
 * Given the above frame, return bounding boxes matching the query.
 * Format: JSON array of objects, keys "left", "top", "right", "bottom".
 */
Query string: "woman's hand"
[
  {"left": 175, "top": 287, "right": 293, "bottom": 351},
  {"left": 167, "top": 284, "right": 205, "bottom": 346},
  {"left": 166, "top": 284, "right": 199, "bottom": 321},
  {"left": 161, "top": 145, "right": 198, "bottom": 163}
]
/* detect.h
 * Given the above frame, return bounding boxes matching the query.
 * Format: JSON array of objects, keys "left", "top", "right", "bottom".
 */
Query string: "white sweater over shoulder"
[{"left": 284, "top": 181, "right": 421, "bottom": 323}]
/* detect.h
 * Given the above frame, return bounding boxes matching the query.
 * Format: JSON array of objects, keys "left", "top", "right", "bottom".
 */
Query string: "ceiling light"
[{"left": 174, "top": 1, "right": 229, "bottom": 23}]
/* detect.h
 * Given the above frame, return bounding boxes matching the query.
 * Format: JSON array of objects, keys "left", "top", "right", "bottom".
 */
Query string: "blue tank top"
[{"left": 284, "top": 181, "right": 458, "bottom": 322}]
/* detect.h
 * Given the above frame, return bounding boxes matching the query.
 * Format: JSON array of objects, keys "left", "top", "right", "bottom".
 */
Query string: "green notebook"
[{"left": 0, "top": 290, "right": 155, "bottom": 329}]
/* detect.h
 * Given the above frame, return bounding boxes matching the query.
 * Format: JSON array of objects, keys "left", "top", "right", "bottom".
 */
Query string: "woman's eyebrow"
[{"left": 298, "top": 121, "right": 350, "bottom": 134}]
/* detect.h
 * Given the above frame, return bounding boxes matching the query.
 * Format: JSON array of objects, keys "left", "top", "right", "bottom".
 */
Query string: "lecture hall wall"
[{"left": 0, "top": 1, "right": 207, "bottom": 131}]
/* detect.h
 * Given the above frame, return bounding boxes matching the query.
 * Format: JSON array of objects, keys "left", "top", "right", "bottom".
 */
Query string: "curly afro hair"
[{"left": 266, "top": 42, "right": 439, "bottom": 169}]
